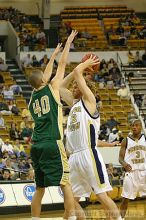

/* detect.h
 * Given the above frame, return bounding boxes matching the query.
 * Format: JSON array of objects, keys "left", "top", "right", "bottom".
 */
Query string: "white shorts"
[
  {"left": 69, "top": 147, "right": 112, "bottom": 198},
  {"left": 122, "top": 170, "right": 146, "bottom": 200}
]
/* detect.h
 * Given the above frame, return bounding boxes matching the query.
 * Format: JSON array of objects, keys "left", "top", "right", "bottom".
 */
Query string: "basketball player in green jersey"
[{"left": 28, "top": 30, "right": 78, "bottom": 220}]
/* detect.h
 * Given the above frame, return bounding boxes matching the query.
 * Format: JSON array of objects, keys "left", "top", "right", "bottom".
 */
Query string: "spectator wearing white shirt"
[
  {"left": 21, "top": 54, "right": 32, "bottom": 68},
  {"left": 1, "top": 139, "right": 14, "bottom": 154},
  {"left": 117, "top": 84, "right": 129, "bottom": 99},
  {"left": 2, "top": 85, "right": 14, "bottom": 100}
]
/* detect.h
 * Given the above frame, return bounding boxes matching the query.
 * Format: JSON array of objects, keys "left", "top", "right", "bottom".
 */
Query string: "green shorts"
[{"left": 30, "top": 139, "right": 69, "bottom": 187}]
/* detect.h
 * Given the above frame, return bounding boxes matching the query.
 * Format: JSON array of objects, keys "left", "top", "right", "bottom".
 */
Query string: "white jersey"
[
  {"left": 66, "top": 99, "right": 100, "bottom": 153},
  {"left": 124, "top": 134, "right": 146, "bottom": 170}
]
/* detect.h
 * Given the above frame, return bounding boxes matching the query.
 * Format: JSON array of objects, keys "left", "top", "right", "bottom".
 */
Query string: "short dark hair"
[{"left": 28, "top": 70, "right": 44, "bottom": 89}]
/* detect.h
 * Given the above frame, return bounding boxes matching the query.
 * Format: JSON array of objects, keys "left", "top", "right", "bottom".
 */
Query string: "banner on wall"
[
  {"left": 0, "top": 184, "right": 17, "bottom": 207},
  {"left": 0, "top": 183, "right": 85, "bottom": 207}
]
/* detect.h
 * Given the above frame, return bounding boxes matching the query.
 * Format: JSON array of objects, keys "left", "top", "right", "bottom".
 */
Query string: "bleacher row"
[{"left": 60, "top": 5, "right": 146, "bottom": 50}]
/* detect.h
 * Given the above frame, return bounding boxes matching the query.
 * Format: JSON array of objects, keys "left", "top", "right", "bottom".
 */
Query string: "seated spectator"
[
  {"left": 117, "top": 84, "right": 130, "bottom": 99},
  {"left": 99, "top": 122, "right": 110, "bottom": 140},
  {"left": 134, "top": 51, "right": 143, "bottom": 67},
  {"left": 8, "top": 100, "right": 20, "bottom": 115},
  {"left": 21, "top": 122, "right": 33, "bottom": 143},
  {"left": 31, "top": 55, "right": 40, "bottom": 67},
  {"left": 0, "top": 113, "right": 5, "bottom": 127},
  {"left": 9, "top": 122, "right": 21, "bottom": 140},
  {"left": 108, "top": 128, "right": 119, "bottom": 143},
  {"left": 100, "top": 59, "right": 106, "bottom": 70},
  {"left": 10, "top": 84, "right": 22, "bottom": 95},
  {"left": 0, "top": 57, "right": 8, "bottom": 71},
  {"left": 116, "top": 131, "right": 124, "bottom": 143},
  {"left": 106, "top": 116, "right": 120, "bottom": 131},
  {"left": 112, "top": 168, "right": 120, "bottom": 180},
  {"left": 116, "top": 24, "right": 124, "bottom": 35},
  {"left": 13, "top": 139, "right": 26, "bottom": 158},
  {"left": 21, "top": 54, "right": 32, "bottom": 68},
  {"left": 133, "top": 92, "right": 143, "bottom": 107},
  {"left": 39, "top": 54, "right": 49, "bottom": 68},
  {"left": 2, "top": 85, "right": 14, "bottom": 100},
  {"left": 107, "top": 58, "right": 115, "bottom": 70},
  {"left": 0, "top": 102, "right": 10, "bottom": 115},
  {"left": 36, "top": 29, "right": 46, "bottom": 45},
  {"left": 20, "top": 116, "right": 29, "bottom": 130},
  {"left": 0, "top": 169, "right": 11, "bottom": 180},
  {"left": 1, "top": 139, "right": 14, "bottom": 155}
]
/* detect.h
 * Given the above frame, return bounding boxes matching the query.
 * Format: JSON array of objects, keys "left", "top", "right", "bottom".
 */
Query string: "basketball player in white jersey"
[
  {"left": 60, "top": 56, "right": 122, "bottom": 220},
  {"left": 119, "top": 119, "right": 146, "bottom": 220}
]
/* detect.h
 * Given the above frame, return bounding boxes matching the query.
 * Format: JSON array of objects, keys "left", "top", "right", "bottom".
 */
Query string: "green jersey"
[{"left": 29, "top": 84, "right": 63, "bottom": 142}]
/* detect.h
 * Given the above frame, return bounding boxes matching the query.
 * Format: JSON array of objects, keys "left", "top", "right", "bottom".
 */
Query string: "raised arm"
[
  {"left": 119, "top": 138, "right": 132, "bottom": 172},
  {"left": 74, "top": 56, "right": 100, "bottom": 115},
  {"left": 51, "top": 30, "right": 78, "bottom": 90},
  {"left": 60, "top": 71, "right": 74, "bottom": 106},
  {"left": 42, "top": 43, "right": 62, "bottom": 83}
]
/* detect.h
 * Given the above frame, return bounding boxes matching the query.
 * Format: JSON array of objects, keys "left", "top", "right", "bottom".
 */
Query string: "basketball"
[{"left": 81, "top": 53, "right": 100, "bottom": 73}]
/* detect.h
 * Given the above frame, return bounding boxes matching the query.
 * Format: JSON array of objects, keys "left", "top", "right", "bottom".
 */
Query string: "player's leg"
[
  {"left": 31, "top": 187, "right": 45, "bottom": 218},
  {"left": 74, "top": 197, "right": 86, "bottom": 220},
  {"left": 97, "top": 192, "right": 122, "bottom": 220},
  {"left": 120, "top": 197, "right": 129, "bottom": 219},
  {"left": 61, "top": 183, "right": 77, "bottom": 219}
]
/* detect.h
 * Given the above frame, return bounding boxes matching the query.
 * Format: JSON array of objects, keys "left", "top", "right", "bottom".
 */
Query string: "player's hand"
[
  {"left": 53, "top": 43, "right": 63, "bottom": 56},
  {"left": 123, "top": 162, "right": 132, "bottom": 172},
  {"left": 67, "top": 30, "right": 78, "bottom": 44},
  {"left": 82, "top": 54, "right": 100, "bottom": 71}
]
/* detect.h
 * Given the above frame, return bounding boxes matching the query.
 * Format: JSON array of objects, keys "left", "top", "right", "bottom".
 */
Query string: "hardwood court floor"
[{"left": 1, "top": 200, "right": 146, "bottom": 219}]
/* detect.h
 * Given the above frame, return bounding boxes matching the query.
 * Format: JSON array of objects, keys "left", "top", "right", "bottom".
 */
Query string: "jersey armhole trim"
[
  {"left": 48, "top": 84, "right": 62, "bottom": 107},
  {"left": 81, "top": 99, "right": 99, "bottom": 119}
]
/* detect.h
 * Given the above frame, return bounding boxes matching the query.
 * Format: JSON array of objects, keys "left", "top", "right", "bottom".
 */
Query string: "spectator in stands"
[
  {"left": 142, "top": 49, "right": 146, "bottom": 67},
  {"left": 106, "top": 116, "right": 120, "bottom": 131},
  {"left": 2, "top": 85, "right": 14, "bottom": 100},
  {"left": 117, "top": 84, "right": 130, "bottom": 99},
  {"left": 133, "top": 92, "right": 143, "bottom": 107},
  {"left": 0, "top": 57, "right": 8, "bottom": 71},
  {"left": 13, "top": 139, "right": 26, "bottom": 158},
  {"left": 39, "top": 54, "right": 49, "bottom": 68},
  {"left": 134, "top": 51, "right": 142, "bottom": 67},
  {"left": 20, "top": 122, "right": 33, "bottom": 143},
  {"left": 107, "top": 58, "right": 115, "bottom": 70},
  {"left": 127, "top": 51, "right": 134, "bottom": 65},
  {"left": 10, "top": 84, "right": 22, "bottom": 95},
  {"left": 8, "top": 100, "right": 20, "bottom": 115},
  {"left": 0, "top": 169, "right": 11, "bottom": 180},
  {"left": 99, "top": 122, "right": 110, "bottom": 140},
  {"left": 132, "top": 14, "right": 140, "bottom": 25},
  {"left": 10, "top": 154, "right": 19, "bottom": 170},
  {"left": 100, "top": 59, "right": 106, "bottom": 70},
  {"left": 31, "top": 55, "right": 40, "bottom": 67},
  {"left": 116, "top": 131, "right": 124, "bottom": 143},
  {"left": 36, "top": 29, "right": 46, "bottom": 45},
  {"left": 108, "top": 128, "right": 119, "bottom": 143},
  {"left": 21, "top": 54, "right": 32, "bottom": 68},
  {"left": 9, "top": 122, "right": 21, "bottom": 140},
  {"left": 112, "top": 168, "right": 120, "bottom": 180},
  {"left": 20, "top": 116, "right": 29, "bottom": 130},
  {"left": 1, "top": 139, "right": 14, "bottom": 155},
  {"left": 0, "top": 113, "right": 5, "bottom": 127}
]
